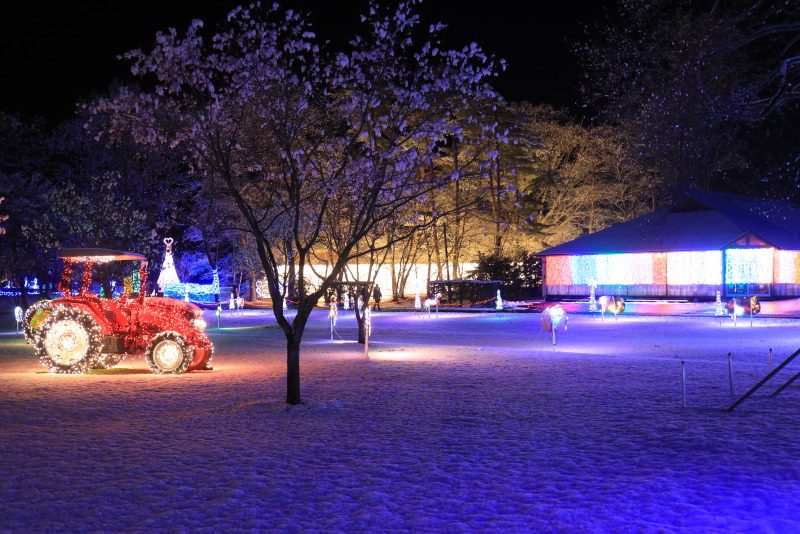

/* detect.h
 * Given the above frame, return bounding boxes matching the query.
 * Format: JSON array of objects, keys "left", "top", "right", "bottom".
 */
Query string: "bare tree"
[{"left": 93, "top": 1, "right": 499, "bottom": 404}]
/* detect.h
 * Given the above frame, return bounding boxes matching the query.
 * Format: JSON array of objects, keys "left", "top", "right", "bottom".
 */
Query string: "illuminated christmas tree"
[{"left": 157, "top": 238, "right": 181, "bottom": 291}]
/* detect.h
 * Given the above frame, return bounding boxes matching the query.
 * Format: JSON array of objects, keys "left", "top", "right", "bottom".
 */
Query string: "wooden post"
[
  {"left": 728, "top": 352, "right": 734, "bottom": 396},
  {"left": 363, "top": 307, "right": 371, "bottom": 357},
  {"left": 681, "top": 360, "right": 687, "bottom": 409}
]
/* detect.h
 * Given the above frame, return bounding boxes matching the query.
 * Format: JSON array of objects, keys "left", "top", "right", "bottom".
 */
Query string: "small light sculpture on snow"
[
  {"left": 598, "top": 295, "right": 624, "bottom": 320},
  {"left": 329, "top": 301, "right": 338, "bottom": 340},
  {"left": 714, "top": 290, "right": 725, "bottom": 316},
  {"left": 730, "top": 298, "right": 745, "bottom": 326},
  {"left": 157, "top": 238, "right": 181, "bottom": 292},
  {"left": 541, "top": 304, "right": 568, "bottom": 345},
  {"left": 14, "top": 306, "right": 23, "bottom": 333},
  {"left": 363, "top": 306, "right": 372, "bottom": 356},
  {"left": 608, "top": 296, "right": 625, "bottom": 316},
  {"left": 726, "top": 296, "right": 760, "bottom": 326},
  {"left": 422, "top": 292, "right": 441, "bottom": 317},
  {"left": 343, "top": 290, "right": 350, "bottom": 310},
  {"left": 589, "top": 282, "right": 597, "bottom": 313},
  {"left": 496, "top": 289, "right": 503, "bottom": 310},
  {"left": 414, "top": 291, "right": 421, "bottom": 310}
]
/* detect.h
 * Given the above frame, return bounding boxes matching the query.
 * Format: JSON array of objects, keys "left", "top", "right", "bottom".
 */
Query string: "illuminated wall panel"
[
  {"left": 570, "top": 255, "right": 597, "bottom": 285},
  {"left": 653, "top": 253, "right": 668, "bottom": 285},
  {"left": 774, "top": 250, "right": 800, "bottom": 284},
  {"left": 593, "top": 253, "right": 654, "bottom": 285},
  {"left": 666, "top": 251, "right": 722, "bottom": 285},
  {"left": 725, "top": 248, "right": 774, "bottom": 284},
  {"left": 545, "top": 256, "right": 572, "bottom": 285},
  {"left": 547, "top": 253, "right": 656, "bottom": 285}
]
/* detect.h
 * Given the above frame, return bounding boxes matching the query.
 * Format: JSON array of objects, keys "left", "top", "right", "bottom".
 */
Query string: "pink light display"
[{"left": 773, "top": 250, "right": 800, "bottom": 284}]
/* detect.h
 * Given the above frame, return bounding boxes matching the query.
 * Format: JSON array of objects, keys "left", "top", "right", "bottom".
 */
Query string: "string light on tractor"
[
  {"left": 23, "top": 300, "right": 55, "bottom": 343},
  {"left": 22, "top": 248, "right": 213, "bottom": 375}
]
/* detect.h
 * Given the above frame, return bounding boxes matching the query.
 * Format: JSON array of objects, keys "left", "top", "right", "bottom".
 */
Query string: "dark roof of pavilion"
[{"left": 537, "top": 189, "right": 800, "bottom": 256}]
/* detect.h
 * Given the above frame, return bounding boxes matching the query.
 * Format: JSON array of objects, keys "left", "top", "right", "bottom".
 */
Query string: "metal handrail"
[{"left": 725, "top": 346, "right": 800, "bottom": 412}]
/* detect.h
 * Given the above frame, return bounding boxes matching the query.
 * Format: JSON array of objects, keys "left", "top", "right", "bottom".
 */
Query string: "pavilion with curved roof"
[{"left": 537, "top": 189, "right": 800, "bottom": 299}]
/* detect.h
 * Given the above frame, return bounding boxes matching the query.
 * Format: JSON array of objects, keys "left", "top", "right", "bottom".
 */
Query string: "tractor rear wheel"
[{"left": 34, "top": 306, "right": 103, "bottom": 373}]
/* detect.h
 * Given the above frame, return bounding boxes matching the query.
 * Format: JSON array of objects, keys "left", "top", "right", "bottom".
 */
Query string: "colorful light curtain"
[
  {"left": 666, "top": 251, "right": 722, "bottom": 285},
  {"left": 725, "top": 248, "right": 774, "bottom": 284}
]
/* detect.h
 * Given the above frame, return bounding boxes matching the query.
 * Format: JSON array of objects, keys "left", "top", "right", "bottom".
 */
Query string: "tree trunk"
[
  {"left": 354, "top": 298, "right": 367, "bottom": 344},
  {"left": 390, "top": 235, "right": 398, "bottom": 302},
  {"left": 286, "top": 244, "right": 296, "bottom": 301},
  {"left": 249, "top": 270, "right": 258, "bottom": 301},
  {"left": 286, "top": 336, "right": 301, "bottom": 405},
  {"left": 432, "top": 224, "right": 443, "bottom": 280}
]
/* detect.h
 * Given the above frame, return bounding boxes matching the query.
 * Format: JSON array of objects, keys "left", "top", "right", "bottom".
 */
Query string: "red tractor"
[{"left": 23, "top": 248, "right": 213, "bottom": 374}]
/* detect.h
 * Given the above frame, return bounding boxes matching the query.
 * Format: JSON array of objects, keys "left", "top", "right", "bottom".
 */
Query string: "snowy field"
[{"left": 2, "top": 305, "right": 800, "bottom": 532}]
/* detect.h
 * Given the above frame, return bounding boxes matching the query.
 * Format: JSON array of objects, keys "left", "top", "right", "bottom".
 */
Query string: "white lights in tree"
[
  {"left": 157, "top": 238, "right": 181, "bottom": 291},
  {"left": 255, "top": 279, "right": 269, "bottom": 299}
]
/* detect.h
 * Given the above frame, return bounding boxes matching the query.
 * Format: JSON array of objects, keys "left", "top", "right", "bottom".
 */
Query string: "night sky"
[{"left": 0, "top": 1, "right": 605, "bottom": 124}]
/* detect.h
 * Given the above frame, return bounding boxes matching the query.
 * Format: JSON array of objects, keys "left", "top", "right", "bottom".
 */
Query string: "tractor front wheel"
[{"left": 145, "top": 332, "right": 193, "bottom": 374}]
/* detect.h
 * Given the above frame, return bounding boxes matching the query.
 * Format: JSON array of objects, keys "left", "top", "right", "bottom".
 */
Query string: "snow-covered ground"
[{"left": 2, "top": 305, "right": 800, "bottom": 532}]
